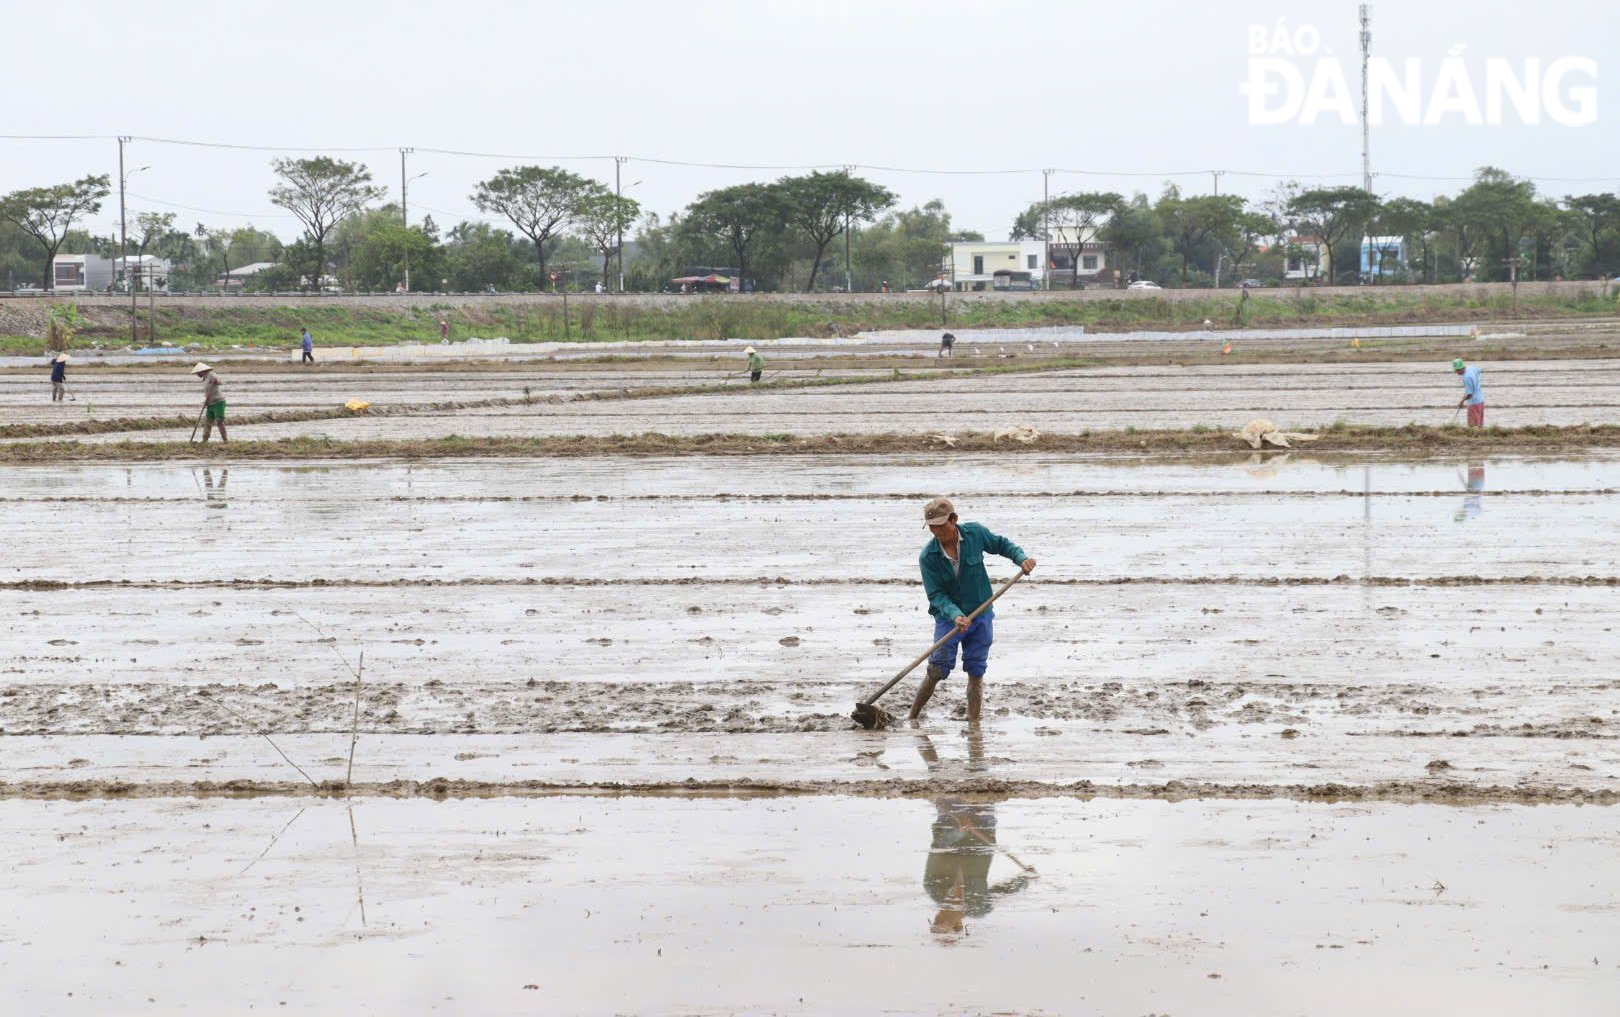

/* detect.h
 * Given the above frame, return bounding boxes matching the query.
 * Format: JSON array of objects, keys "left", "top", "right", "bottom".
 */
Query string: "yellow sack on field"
[{"left": 344, "top": 399, "right": 372, "bottom": 412}]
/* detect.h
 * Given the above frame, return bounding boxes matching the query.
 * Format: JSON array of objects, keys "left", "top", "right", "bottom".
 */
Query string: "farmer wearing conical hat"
[
  {"left": 744, "top": 346, "right": 765, "bottom": 383},
  {"left": 191, "top": 362, "right": 228, "bottom": 443},
  {"left": 48, "top": 353, "right": 70, "bottom": 401},
  {"left": 1452, "top": 358, "right": 1485, "bottom": 427}
]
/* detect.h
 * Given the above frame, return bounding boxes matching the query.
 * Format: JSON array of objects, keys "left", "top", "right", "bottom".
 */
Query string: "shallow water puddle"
[{"left": 3, "top": 795, "right": 1615, "bottom": 1014}]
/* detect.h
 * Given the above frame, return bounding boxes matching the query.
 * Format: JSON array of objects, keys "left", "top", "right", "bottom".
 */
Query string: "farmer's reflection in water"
[
  {"left": 916, "top": 731, "right": 1035, "bottom": 939},
  {"left": 1454, "top": 461, "right": 1485, "bottom": 524}
]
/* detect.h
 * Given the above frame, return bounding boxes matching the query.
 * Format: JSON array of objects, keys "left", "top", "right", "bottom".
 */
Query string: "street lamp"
[
  {"left": 616, "top": 175, "right": 642, "bottom": 292},
  {"left": 401, "top": 169, "right": 427, "bottom": 291}
]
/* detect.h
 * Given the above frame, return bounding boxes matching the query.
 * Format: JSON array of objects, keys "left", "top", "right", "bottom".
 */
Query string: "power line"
[{"left": 6, "top": 132, "right": 1616, "bottom": 187}]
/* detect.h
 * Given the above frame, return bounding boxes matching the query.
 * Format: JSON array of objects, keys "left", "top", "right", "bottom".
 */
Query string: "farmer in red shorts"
[{"left": 1453, "top": 357, "right": 1485, "bottom": 427}]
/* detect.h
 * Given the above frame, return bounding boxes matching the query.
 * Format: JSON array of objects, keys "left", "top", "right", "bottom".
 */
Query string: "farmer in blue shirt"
[
  {"left": 911, "top": 497, "right": 1036, "bottom": 724},
  {"left": 1453, "top": 357, "right": 1484, "bottom": 426},
  {"left": 300, "top": 328, "right": 314, "bottom": 364}
]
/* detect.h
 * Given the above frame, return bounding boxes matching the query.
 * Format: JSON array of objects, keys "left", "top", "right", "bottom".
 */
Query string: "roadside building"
[
  {"left": 115, "top": 255, "right": 171, "bottom": 292},
  {"left": 215, "top": 262, "right": 280, "bottom": 291},
  {"left": 1360, "top": 235, "right": 1409, "bottom": 281},
  {"left": 51, "top": 254, "right": 114, "bottom": 292},
  {"left": 1283, "top": 236, "right": 1326, "bottom": 282},
  {"left": 945, "top": 240, "right": 1047, "bottom": 291}
]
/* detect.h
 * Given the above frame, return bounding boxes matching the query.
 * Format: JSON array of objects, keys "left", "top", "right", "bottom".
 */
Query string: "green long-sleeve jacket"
[
  {"left": 746, "top": 352, "right": 765, "bottom": 371},
  {"left": 919, "top": 521, "right": 1028, "bottom": 621}
]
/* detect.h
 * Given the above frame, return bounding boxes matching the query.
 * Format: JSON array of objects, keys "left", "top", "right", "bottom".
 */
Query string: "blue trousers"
[{"left": 928, "top": 611, "right": 994, "bottom": 678}]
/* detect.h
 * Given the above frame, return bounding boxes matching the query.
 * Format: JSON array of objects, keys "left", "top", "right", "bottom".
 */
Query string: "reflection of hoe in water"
[{"left": 917, "top": 732, "right": 1036, "bottom": 940}]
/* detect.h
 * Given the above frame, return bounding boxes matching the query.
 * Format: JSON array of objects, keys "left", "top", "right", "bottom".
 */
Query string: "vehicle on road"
[
  {"left": 1126, "top": 280, "right": 1161, "bottom": 290},
  {"left": 1238, "top": 278, "right": 1264, "bottom": 289}
]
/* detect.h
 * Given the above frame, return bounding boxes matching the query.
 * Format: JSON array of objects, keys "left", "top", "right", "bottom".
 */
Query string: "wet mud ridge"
[
  {"left": 5, "top": 674, "right": 1615, "bottom": 739},
  {"left": 6, "top": 573, "right": 1620, "bottom": 592},
  {"left": 12, "top": 424, "right": 1620, "bottom": 461},
  {"left": 4, "top": 776, "right": 1618, "bottom": 806}
]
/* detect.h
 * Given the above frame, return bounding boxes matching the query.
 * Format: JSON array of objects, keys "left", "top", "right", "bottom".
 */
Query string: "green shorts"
[{"left": 205, "top": 401, "right": 226, "bottom": 421}]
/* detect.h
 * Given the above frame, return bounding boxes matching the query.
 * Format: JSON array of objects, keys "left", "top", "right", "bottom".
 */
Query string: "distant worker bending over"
[
  {"left": 1453, "top": 357, "right": 1484, "bottom": 426},
  {"left": 744, "top": 345, "right": 764, "bottom": 383},
  {"left": 912, "top": 498, "right": 1036, "bottom": 725}
]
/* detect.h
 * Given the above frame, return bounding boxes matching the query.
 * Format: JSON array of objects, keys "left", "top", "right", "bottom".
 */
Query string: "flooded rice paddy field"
[
  {"left": 0, "top": 367, "right": 898, "bottom": 425},
  {"left": 4, "top": 453, "right": 1617, "bottom": 795},
  {"left": 6, "top": 354, "right": 1620, "bottom": 1010},
  {"left": 3, "top": 795, "right": 1617, "bottom": 1015},
  {"left": 15, "top": 358, "right": 1619, "bottom": 443}
]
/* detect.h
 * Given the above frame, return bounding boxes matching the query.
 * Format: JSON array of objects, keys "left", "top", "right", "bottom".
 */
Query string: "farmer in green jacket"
[
  {"left": 744, "top": 345, "right": 765, "bottom": 382},
  {"left": 911, "top": 497, "right": 1037, "bottom": 724}
]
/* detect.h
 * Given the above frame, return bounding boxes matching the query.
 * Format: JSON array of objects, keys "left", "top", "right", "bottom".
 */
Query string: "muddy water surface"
[{"left": 3, "top": 795, "right": 1615, "bottom": 1015}]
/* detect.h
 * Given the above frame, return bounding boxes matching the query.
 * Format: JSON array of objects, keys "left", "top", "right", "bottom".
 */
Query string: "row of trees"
[
  {"left": 3, "top": 162, "right": 1617, "bottom": 292},
  {"left": 1011, "top": 169, "right": 1620, "bottom": 288}
]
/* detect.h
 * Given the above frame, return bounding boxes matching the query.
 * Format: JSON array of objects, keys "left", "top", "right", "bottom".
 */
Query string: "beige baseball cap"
[{"left": 923, "top": 497, "right": 955, "bottom": 527}]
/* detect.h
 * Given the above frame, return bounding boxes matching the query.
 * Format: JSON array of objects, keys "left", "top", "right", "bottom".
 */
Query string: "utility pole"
[
  {"left": 1211, "top": 169, "right": 1225, "bottom": 195},
  {"left": 615, "top": 156, "right": 627, "bottom": 292},
  {"left": 842, "top": 164, "right": 856, "bottom": 294},
  {"left": 118, "top": 136, "right": 134, "bottom": 346},
  {"left": 1503, "top": 256, "right": 1522, "bottom": 313},
  {"left": 1359, "top": 4, "right": 1373, "bottom": 194},
  {"left": 1042, "top": 169, "right": 1053, "bottom": 290},
  {"left": 400, "top": 147, "right": 413, "bottom": 292},
  {"left": 1359, "top": 4, "right": 1373, "bottom": 287}
]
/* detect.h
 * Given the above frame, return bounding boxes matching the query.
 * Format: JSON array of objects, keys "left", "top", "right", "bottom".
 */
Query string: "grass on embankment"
[
  {"left": 7, "top": 424, "right": 1620, "bottom": 463},
  {"left": 3, "top": 286, "right": 1617, "bottom": 354}
]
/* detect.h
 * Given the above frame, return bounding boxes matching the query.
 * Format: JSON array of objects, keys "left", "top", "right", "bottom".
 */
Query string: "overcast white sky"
[{"left": 3, "top": 0, "right": 1615, "bottom": 244}]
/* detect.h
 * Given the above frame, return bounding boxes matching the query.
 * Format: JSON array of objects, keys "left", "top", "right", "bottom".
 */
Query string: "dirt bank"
[{"left": 7, "top": 423, "right": 1620, "bottom": 461}]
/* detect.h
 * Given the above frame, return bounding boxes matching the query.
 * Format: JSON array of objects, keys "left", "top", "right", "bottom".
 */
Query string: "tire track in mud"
[
  {"left": 4, "top": 776, "right": 1616, "bottom": 805},
  {"left": 6, "top": 574, "right": 1620, "bottom": 592}
]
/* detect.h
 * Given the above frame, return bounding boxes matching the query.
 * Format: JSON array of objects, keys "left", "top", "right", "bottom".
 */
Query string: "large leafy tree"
[
  {"left": 470, "top": 165, "right": 595, "bottom": 289},
  {"left": 133, "top": 211, "right": 176, "bottom": 260},
  {"left": 1449, "top": 168, "right": 1543, "bottom": 281},
  {"left": 776, "top": 171, "right": 896, "bottom": 291},
  {"left": 1157, "top": 188, "right": 1247, "bottom": 286},
  {"left": 1215, "top": 210, "right": 1277, "bottom": 283},
  {"left": 1285, "top": 186, "right": 1380, "bottom": 285},
  {"left": 683, "top": 182, "right": 785, "bottom": 290},
  {"left": 1011, "top": 191, "right": 1122, "bottom": 287},
  {"left": 268, "top": 157, "right": 385, "bottom": 290},
  {"left": 0, "top": 175, "right": 111, "bottom": 288},
  {"left": 574, "top": 189, "right": 642, "bottom": 288},
  {"left": 1563, "top": 193, "right": 1620, "bottom": 279},
  {"left": 1100, "top": 196, "right": 1162, "bottom": 285},
  {"left": 1376, "top": 197, "right": 1435, "bottom": 283}
]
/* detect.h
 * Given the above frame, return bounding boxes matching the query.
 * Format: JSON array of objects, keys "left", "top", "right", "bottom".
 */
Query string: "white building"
[
  {"left": 1045, "top": 225, "right": 1111, "bottom": 287},
  {"left": 1283, "top": 236, "right": 1326, "bottom": 282},
  {"left": 116, "top": 255, "right": 171, "bottom": 291},
  {"left": 945, "top": 240, "right": 1047, "bottom": 291},
  {"left": 51, "top": 253, "right": 114, "bottom": 292},
  {"left": 216, "top": 261, "right": 280, "bottom": 290}
]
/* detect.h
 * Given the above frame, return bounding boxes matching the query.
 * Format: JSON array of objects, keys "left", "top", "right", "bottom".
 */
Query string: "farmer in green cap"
[{"left": 1452, "top": 358, "right": 1484, "bottom": 426}]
